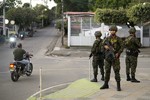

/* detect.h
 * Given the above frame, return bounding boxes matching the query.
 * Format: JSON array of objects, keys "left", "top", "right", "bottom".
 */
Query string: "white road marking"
[{"left": 27, "top": 82, "right": 71, "bottom": 100}]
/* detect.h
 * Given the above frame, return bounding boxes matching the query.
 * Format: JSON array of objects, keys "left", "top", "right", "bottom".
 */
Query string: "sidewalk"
[{"left": 47, "top": 36, "right": 150, "bottom": 58}]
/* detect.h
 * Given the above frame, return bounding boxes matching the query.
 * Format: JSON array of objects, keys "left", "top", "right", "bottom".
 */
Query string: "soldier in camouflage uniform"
[
  {"left": 125, "top": 27, "right": 141, "bottom": 83},
  {"left": 100, "top": 25, "right": 124, "bottom": 91},
  {"left": 89, "top": 31, "right": 104, "bottom": 82}
]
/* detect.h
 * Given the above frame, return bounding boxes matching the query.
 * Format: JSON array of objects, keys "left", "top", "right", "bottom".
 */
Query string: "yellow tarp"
[{"left": 44, "top": 78, "right": 101, "bottom": 99}]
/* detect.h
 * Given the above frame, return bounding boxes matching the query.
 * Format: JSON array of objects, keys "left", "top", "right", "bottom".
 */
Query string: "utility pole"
[
  {"left": 3, "top": 0, "right": 6, "bottom": 36},
  {"left": 61, "top": 0, "right": 64, "bottom": 46},
  {"left": 30, "top": 0, "right": 32, "bottom": 8}
]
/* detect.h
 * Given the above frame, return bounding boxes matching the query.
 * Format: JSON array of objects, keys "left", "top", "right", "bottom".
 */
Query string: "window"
[{"left": 143, "top": 26, "right": 150, "bottom": 37}]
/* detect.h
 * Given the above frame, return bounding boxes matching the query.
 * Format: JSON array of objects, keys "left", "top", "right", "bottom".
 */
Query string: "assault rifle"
[{"left": 104, "top": 41, "right": 115, "bottom": 61}]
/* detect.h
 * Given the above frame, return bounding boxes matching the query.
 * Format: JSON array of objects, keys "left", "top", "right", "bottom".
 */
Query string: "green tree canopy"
[
  {"left": 22, "top": 3, "right": 31, "bottom": 8},
  {"left": 0, "top": 0, "right": 22, "bottom": 15},
  {"left": 54, "top": 0, "right": 89, "bottom": 18},
  {"left": 89, "top": 0, "right": 132, "bottom": 11},
  {"left": 54, "top": 0, "right": 89, "bottom": 12},
  {"left": 127, "top": 2, "right": 150, "bottom": 24},
  {"left": 6, "top": 7, "right": 36, "bottom": 29},
  {"left": 33, "top": 4, "right": 54, "bottom": 26},
  {"left": 95, "top": 8, "right": 128, "bottom": 24}
]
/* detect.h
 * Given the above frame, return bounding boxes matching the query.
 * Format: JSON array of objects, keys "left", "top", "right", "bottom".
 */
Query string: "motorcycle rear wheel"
[
  {"left": 26, "top": 63, "right": 33, "bottom": 76},
  {"left": 11, "top": 72, "right": 20, "bottom": 82}
]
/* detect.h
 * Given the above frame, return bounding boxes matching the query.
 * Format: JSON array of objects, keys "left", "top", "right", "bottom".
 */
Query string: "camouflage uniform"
[
  {"left": 100, "top": 25, "right": 124, "bottom": 91},
  {"left": 125, "top": 27, "right": 141, "bottom": 83},
  {"left": 90, "top": 31, "right": 104, "bottom": 82},
  {"left": 104, "top": 36, "right": 124, "bottom": 81}
]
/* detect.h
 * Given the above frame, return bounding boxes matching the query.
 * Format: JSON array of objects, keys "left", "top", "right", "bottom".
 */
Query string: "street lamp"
[
  {"left": 61, "top": 0, "right": 64, "bottom": 46},
  {"left": 30, "top": 0, "right": 32, "bottom": 8},
  {"left": 140, "top": 2, "right": 146, "bottom": 45},
  {"left": 42, "top": 9, "right": 47, "bottom": 27},
  {"left": 3, "top": 0, "right": 6, "bottom": 36}
]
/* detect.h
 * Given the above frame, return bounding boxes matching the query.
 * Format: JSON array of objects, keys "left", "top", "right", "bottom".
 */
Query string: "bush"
[
  {"left": 127, "top": 2, "right": 150, "bottom": 24},
  {"left": 94, "top": 8, "right": 128, "bottom": 24},
  {"left": 55, "top": 20, "right": 68, "bottom": 36}
]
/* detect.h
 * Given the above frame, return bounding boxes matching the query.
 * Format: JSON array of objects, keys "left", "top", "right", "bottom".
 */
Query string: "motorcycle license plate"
[{"left": 10, "top": 68, "right": 14, "bottom": 71}]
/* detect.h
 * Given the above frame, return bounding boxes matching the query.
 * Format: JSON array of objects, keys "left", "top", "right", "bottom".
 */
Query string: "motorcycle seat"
[{"left": 15, "top": 61, "right": 26, "bottom": 66}]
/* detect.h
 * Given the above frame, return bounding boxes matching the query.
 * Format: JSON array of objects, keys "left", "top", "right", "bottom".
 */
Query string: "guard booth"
[
  {"left": 65, "top": 12, "right": 150, "bottom": 47},
  {"left": 65, "top": 12, "right": 96, "bottom": 47}
]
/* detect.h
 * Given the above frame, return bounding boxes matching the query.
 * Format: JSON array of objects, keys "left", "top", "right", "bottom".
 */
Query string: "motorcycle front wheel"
[
  {"left": 11, "top": 72, "right": 20, "bottom": 82},
  {"left": 26, "top": 63, "right": 33, "bottom": 76}
]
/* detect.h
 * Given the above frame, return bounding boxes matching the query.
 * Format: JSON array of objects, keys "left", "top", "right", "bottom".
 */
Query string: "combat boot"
[
  {"left": 117, "top": 81, "right": 121, "bottom": 91},
  {"left": 131, "top": 76, "right": 140, "bottom": 83},
  {"left": 126, "top": 74, "right": 131, "bottom": 81},
  {"left": 100, "top": 81, "right": 109, "bottom": 89},
  {"left": 101, "top": 75, "right": 104, "bottom": 81},
  {"left": 91, "top": 74, "right": 97, "bottom": 82}
]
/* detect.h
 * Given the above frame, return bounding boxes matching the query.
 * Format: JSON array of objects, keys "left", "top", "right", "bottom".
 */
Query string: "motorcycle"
[
  {"left": 9, "top": 36, "right": 16, "bottom": 48},
  {"left": 9, "top": 53, "right": 33, "bottom": 82},
  {"left": 19, "top": 31, "right": 25, "bottom": 40},
  {"left": 20, "top": 34, "right": 24, "bottom": 40}
]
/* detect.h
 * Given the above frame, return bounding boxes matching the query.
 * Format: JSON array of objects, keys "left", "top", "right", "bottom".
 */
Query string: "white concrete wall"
[
  {"left": 143, "top": 37, "right": 150, "bottom": 47},
  {"left": 70, "top": 36, "right": 95, "bottom": 46}
]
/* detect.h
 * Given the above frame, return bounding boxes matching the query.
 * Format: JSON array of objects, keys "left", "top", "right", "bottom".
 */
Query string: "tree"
[
  {"left": 127, "top": 2, "right": 150, "bottom": 24},
  {"left": 6, "top": 7, "right": 36, "bottom": 30},
  {"left": 89, "top": 0, "right": 132, "bottom": 11},
  {"left": 33, "top": 4, "right": 54, "bottom": 27},
  {"left": 22, "top": 3, "right": 31, "bottom": 8},
  {"left": 95, "top": 8, "right": 128, "bottom": 24},
  {"left": 0, "top": 0, "right": 22, "bottom": 15},
  {"left": 54, "top": 0, "right": 89, "bottom": 12},
  {"left": 54, "top": 0, "right": 89, "bottom": 17}
]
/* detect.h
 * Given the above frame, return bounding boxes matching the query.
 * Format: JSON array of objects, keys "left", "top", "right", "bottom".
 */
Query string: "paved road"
[{"left": 0, "top": 27, "right": 69, "bottom": 100}]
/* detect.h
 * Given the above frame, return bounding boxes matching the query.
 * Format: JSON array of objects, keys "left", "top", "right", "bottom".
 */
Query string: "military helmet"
[
  {"left": 109, "top": 25, "right": 118, "bottom": 31},
  {"left": 17, "top": 43, "right": 22, "bottom": 48},
  {"left": 129, "top": 27, "right": 136, "bottom": 33},
  {"left": 94, "top": 31, "right": 102, "bottom": 37}
]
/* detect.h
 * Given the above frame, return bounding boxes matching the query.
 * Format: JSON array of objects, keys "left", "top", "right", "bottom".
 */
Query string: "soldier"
[
  {"left": 100, "top": 25, "right": 124, "bottom": 91},
  {"left": 125, "top": 27, "right": 141, "bottom": 83},
  {"left": 89, "top": 31, "right": 104, "bottom": 82}
]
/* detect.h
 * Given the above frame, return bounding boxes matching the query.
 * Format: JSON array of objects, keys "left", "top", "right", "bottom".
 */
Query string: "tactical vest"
[{"left": 106, "top": 36, "right": 121, "bottom": 53}]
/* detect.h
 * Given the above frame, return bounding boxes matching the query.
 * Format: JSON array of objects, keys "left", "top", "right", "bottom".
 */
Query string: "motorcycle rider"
[
  {"left": 9, "top": 34, "right": 17, "bottom": 48},
  {"left": 13, "top": 43, "right": 30, "bottom": 72}
]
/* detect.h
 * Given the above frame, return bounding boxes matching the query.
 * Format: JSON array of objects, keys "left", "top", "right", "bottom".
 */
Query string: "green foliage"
[
  {"left": 33, "top": 4, "right": 54, "bottom": 26},
  {"left": 95, "top": 8, "right": 128, "bottom": 24},
  {"left": 55, "top": 20, "right": 68, "bottom": 35},
  {"left": 54, "top": 0, "right": 89, "bottom": 18},
  {"left": 6, "top": 7, "right": 36, "bottom": 29},
  {"left": 90, "top": 0, "right": 132, "bottom": 11},
  {"left": 55, "top": 20, "right": 62, "bottom": 30},
  {"left": 55, "top": 20, "right": 67, "bottom": 29},
  {"left": 0, "top": 0, "right": 22, "bottom": 15},
  {"left": 127, "top": 2, "right": 150, "bottom": 23},
  {"left": 22, "top": 3, "right": 31, "bottom": 8},
  {"left": 54, "top": 0, "right": 89, "bottom": 12}
]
